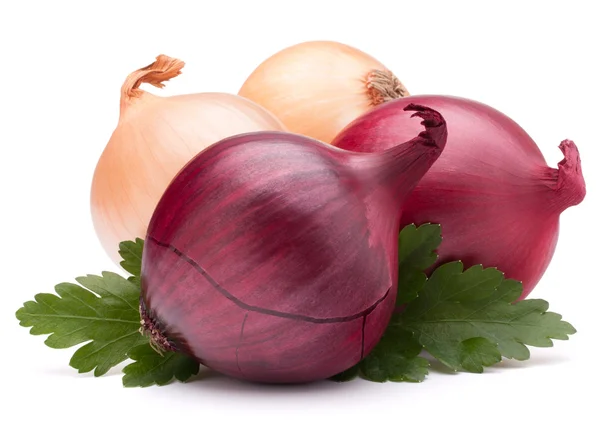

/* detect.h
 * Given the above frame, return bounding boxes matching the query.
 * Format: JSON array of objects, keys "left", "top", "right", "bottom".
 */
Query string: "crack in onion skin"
[
  {"left": 332, "top": 95, "right": 586, "bottom": 299},
  {"left": 140, "top": 105, "right": 447, "bottom": 384}
]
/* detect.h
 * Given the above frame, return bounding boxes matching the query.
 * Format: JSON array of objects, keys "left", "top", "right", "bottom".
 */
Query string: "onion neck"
[
  {"left": 541, "top": 139, "right": 586, "bottom": 213},
  {"left": 365, "top": 69, "right": 409, "bottom": 106},
  {"left": 119, "top": 54, "right": 185, "bottom": 116},
  {"left": 362, "top": 104, "right": 448, "bottom": 202}
]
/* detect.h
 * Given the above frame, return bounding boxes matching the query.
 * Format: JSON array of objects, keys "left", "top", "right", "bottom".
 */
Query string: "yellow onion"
[
  {"left": 238, "top": 40, "right": 409, "bottom": 144},
  {"left": 91, "top": 54, "right": 285, "bottom": 265}
]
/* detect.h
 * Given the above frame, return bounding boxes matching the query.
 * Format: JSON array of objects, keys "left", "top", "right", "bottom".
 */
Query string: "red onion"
[
  {"left": 140, "top": 104, "right": 447, "bottom": 383},
  {"left": 332, "top": 95, "right": 586, "bottom": 299}
]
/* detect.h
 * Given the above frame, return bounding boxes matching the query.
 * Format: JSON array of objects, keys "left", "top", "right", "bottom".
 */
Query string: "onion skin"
[
  {"left": 332, "top": 95, "right": 586, "bottom": 299},
  {"left": 140, "top": 105, "right": 447, "bottom": 383},
  {"left": 90, "top": 55, "right": 285, "bottom": 265},
  {"left": 238, "top": 40, "right": 408, "bottom": 144}
]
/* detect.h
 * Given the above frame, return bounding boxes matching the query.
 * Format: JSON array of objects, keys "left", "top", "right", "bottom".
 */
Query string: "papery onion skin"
[
  {"left": 140, "top": 105, "right": 447, "bottom": 384},
  {"left": 90, "top": 55, "right": 286, "bottom": 265},
  {"left": 238, "top": 40, "right": 408, "bottom": 144},
  {"left": 332, "top": 95, "right": 586, "bottom": 299}
]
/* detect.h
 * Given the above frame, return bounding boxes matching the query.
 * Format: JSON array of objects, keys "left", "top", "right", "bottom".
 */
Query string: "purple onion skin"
[
  {"left": 141, "top": 105, "right": 447, "bottom": 384},
  {"left": 332, "top": 95, "right": 586, "bottom": 299}
]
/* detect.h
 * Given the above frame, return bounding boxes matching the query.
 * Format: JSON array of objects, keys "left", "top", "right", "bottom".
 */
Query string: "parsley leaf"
[
  {"left": 398, "top": 261, "right": 577, "bottom": 373},
  {"left": 16, "top": 238, "right": 201, "bottom": 387},
  {"left": 336, "top": 223, "right": 576, "bottom": 383},
  {"left": 15, "top": 271, "right": 146, "bottom": 376},
  {"left": 397, "top": 223, "right": 441, "bottom": 305},
  {"left": 459, "top": 337, "right": 502, "bottom": 373},
  {"left": 18, "top": 228, "right": 576, "bottom": 386},
  {"left": 119, "top": 238, "right": 144, "bottom": 278},
  {"left": 122, "top": 344, "right": 200, "bottom": 387},
  {"left": 358, "top": 324, "right": 429, "bottom": 382},
  {"left": 331, "top": 324, "right": 429, "bottom": 383}
]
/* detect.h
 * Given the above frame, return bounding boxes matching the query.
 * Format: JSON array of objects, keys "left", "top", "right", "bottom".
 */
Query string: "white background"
[{"left": 1, "top": 1, "right": 599, "bottom": 426}]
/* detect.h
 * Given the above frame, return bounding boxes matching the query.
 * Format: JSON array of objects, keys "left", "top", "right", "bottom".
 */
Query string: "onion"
[
  {"left": 332, "top": 95, "right": 586, "bottom": 299},
  {"left": 91, "top": 54, "right": 285, "bottom": 264},
  {"left": 140, "top": 105, "right": 447, "bottom": 383},
  {"left": 238, "top": 40, "right": 408, "bottom": 144}
]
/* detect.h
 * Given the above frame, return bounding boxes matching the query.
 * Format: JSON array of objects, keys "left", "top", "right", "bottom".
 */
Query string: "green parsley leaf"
[
  {"left": 335, "top": 224, "right": 576, "bottom": 383},
  {"left": 119, "top": 238, "right": 144, "bottom": 277},
  {"left": 16, "top": 238, "right": 203, "bottom": 387},
  {"left": 122, "top": 344, "right": 200, "bottom": 387},
  {"left": 459, "top": 337, "right": 502, "bottom": 373},
  {"left": 359, "top": 324, "right": 429, "bottom": 382},
  {"left": 331, "top": 324, "right": 428, "bottom": 383},
  {"left": 399, "top": 262, "right": 577, "bottom": 372},
  {"left": 397, "top": 223, "right": 441, "bottom": 305},
  {"left": 15, "top": 271, "right": 146, "bottom": 376}
]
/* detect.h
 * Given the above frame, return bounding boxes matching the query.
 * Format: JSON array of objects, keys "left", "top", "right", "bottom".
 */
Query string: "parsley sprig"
[
  {"left": 332, "top": 224, "right": 576, "bottom": 382},
  {"left": 16, "top": 225, "right": 575, "bottom": 387},
  {"left": 15, "top": 239, "right": 199, "bottom": 387}
]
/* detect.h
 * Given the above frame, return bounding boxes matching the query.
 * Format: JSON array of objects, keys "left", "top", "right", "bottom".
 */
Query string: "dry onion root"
[
  {"left": 238, "top": 40, "right": 409, "bottom": 144},
  {"left": 91, "top": 54, "right": 286, "bottom": 265}
]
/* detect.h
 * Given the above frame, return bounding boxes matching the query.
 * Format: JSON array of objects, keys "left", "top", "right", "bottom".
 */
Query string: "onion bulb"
[
  {"left": 332, "top": 95, "right": 586, "bottom": 298},
  {"left": 238, "top": 41, "right": 408, "bottom": 144},
  {"left": 140, "top": 105, "right": 447, "bottom": 383},
  {"left": 90, "top": 54, "right": 285, "bottom": 264}
]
